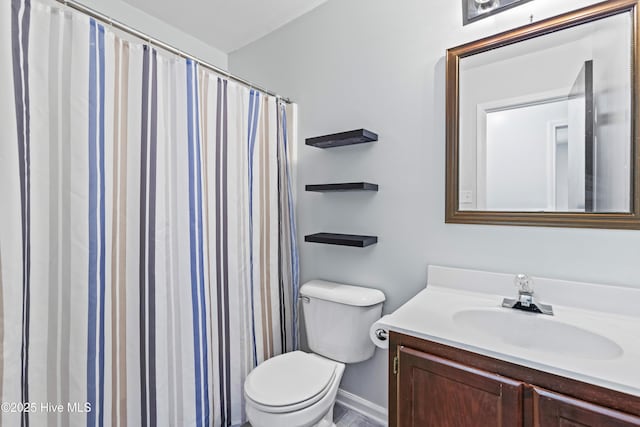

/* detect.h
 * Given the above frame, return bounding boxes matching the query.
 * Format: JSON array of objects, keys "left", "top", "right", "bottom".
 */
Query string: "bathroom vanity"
[
  {"left": 388, "top": 332, "right": 640, "bottom": 426},
  {"left": 375, "top": 266, "right": 640, "bottom": 426}
]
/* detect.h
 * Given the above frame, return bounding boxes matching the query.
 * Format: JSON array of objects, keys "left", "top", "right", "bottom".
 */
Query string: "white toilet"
[{"left": 244, "top": 280, "right": 386, "bottom": 427}]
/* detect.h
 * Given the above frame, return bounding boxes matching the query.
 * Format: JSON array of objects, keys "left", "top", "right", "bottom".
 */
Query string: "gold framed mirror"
[{"left": 446, "top": 0, "right": 640, "bottom": 229}]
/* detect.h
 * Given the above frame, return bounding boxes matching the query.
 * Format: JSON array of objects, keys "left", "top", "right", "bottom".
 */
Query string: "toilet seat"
[{"left": 244, "top": 351, "right": 339, "bottom": 413}]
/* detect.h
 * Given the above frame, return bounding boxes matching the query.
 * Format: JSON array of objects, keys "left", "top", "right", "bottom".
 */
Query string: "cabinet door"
[
  {"left": 533, "top": 387, "right": 640, "bottom": 426},
  {"left": 397, "top": 346, "right": 523, "bottom": 427}
]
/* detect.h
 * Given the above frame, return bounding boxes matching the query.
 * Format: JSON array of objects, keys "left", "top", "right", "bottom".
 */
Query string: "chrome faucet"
[{"left": 502, "top": 274, "right": 553, "bottom": 315}]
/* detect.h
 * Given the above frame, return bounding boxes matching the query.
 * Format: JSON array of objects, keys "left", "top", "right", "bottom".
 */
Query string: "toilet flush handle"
[{"left": 299, "top": 295, "right": 310, "bottom": 303}]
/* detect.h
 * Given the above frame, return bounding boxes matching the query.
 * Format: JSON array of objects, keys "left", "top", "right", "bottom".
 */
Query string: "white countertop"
[{"left": 377, "top": 266, "right": 640, "bottom": 397}]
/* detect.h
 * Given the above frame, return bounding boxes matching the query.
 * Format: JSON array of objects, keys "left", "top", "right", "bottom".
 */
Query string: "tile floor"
[
  {"left": 242, "top": 402, "right": 385, "bottom": 427},
  {"left": 333, "top": 403, "right": 385, "bottom": 427}
]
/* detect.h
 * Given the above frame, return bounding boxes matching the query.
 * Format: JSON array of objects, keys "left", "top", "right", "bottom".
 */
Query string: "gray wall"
[{"left": 230, "top": 0, "right": 640, "bottom": 409}]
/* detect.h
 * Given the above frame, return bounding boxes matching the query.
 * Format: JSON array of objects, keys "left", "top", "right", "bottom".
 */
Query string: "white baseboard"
[{"left": 335, "top": 389, "right": 388, "bottom": 426}]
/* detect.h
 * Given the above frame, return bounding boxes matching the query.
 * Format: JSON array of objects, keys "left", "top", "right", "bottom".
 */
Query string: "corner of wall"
[{"left": 72, "top": 0, "right": 228, "bottom": 70}]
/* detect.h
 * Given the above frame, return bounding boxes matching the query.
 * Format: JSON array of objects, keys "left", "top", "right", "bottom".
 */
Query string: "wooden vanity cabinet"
[{"left": 389, "top": 332, "right": 640, "bottom": 427}]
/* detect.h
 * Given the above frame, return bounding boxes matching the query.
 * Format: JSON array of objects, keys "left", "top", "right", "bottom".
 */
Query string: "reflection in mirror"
[{"left": 458, "top": 11, "right": 632, "bottom": 213}]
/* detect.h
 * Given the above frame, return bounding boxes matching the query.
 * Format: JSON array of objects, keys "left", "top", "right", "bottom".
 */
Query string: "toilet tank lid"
[{"left": 300, "top": 280, "right": 385, "bottom": 306}]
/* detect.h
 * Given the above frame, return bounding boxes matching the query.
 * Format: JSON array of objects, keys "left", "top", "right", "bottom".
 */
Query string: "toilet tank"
[{"left": 300, "top": 280, "right": 385, "bottom": 364}]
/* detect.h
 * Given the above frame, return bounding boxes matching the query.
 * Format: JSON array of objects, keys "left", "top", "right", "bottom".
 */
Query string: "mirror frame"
[{"left": 446, "top": 0, "right": 640, "bottom": 229}]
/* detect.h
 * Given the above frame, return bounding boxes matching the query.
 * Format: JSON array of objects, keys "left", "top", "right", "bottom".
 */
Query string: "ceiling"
[{"left": 121, "top": 0, "right": 329, "bottom": 53}]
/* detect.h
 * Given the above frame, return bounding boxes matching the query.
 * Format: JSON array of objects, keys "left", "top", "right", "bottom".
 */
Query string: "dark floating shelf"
[
  {"left": 305, "top": 129, "right": 378, "bottom": 148},
  {"left": 305, "top": 233, "right": 378, "bottom": 248},
  {"left": 306, "top": 182, "right": 379, "bottom": 192}
]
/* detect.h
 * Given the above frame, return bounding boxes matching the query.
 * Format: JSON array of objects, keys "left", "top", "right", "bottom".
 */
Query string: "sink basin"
[{"left": 453, "top": 308, "right": 623, "bottom": 360}]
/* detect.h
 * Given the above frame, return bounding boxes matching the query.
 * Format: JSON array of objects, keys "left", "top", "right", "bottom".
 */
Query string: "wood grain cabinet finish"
[
  {"left": 533, "top": 387, "right": 640, "bottom": 427},
  {"left": 398, "top": 346, "right": 523, "bottom": 427},
  {"left": 389, "top": 332, "right": 640, "bottom": 427}
]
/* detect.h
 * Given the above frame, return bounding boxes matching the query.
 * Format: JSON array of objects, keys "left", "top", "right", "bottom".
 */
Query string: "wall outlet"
[{"left": 460, "top": 191, "right": 473, "bottom": 203}]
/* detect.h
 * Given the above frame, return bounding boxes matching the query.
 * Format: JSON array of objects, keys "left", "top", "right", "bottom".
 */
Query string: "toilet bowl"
[
  {"left": 245, "top": 351, "right": 345, "bottom": 427},
  {"left": 244, "top": 280, "right": 385, "bottom": 427}
]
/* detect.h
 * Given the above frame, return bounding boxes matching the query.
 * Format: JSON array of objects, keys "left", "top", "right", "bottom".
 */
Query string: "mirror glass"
[{"left": 458, "top": 11, "right": 632, "bottom": 212}]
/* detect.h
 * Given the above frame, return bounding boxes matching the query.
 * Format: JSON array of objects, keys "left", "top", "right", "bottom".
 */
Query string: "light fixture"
[
  {"left": 474, "top": 0, "right": 498, "bottom": 12},
  {"left": 462, "top": 0, "right": 534, "bottom": 25}
]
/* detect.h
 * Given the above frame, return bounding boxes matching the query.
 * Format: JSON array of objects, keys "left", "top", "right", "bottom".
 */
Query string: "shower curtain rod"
[{"left": 56, "top": 0, "right": 293, "bottom": 104}]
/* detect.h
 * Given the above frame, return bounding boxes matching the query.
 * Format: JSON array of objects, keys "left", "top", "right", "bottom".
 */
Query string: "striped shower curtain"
[{"left": 0, "top": 1, "right": 299, "bottom": 426}]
